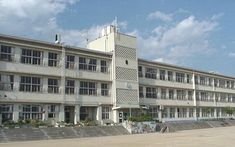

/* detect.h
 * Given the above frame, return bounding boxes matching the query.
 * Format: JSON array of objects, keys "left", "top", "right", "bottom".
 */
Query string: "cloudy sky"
[{"left": 0, "top": 0, "right": 235, "bottom": 76}]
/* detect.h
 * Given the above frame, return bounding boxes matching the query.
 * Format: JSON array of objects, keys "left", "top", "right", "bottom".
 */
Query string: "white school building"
[{"left": 0, "top": 26, "right": 235, "bottom": 125}]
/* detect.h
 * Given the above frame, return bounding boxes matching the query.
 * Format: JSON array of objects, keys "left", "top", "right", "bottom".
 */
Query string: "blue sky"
[{"left": 0, "top": 0, "right": 235, "bottom": 76}]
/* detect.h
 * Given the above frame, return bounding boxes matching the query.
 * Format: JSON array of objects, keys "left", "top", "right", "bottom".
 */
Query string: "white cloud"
[
  {"left": 228, "top": 53, "right": 235, "bottom": 57},
  {"left": 147, "top": 11, "right": 173, "bottom": 22},
  {"left": 0, "top": 0, "right": 127, "bottom": 48},
  {"left": 137, "top": 15, "right": 218, "bottom": 64}
]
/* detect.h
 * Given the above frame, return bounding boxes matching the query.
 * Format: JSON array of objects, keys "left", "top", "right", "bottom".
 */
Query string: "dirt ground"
[{"left": 1, "top": 126, "right": 235, "bottom": 147}]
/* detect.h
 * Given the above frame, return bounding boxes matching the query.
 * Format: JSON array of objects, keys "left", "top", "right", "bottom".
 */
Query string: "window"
[
  {"left": 79, "top": 57, "right": 87, "bottom": 70},
  {"left": 20, "top": 105, "right": 43, "bottom": 120},
  {"left": 176, "top": 72, "right": 185, "bottom": 83},
  {"left": 80, "top": 107, "right": 89, "bottom": 121},
  {"left": 186, "top": 74, "right": 191, "bottom": 83},
  {"left": 214, "top": 78, "right": 218, "bottom": 87},
  {"left": 0, "top": 45, "right": 13, "bottom": 61},
  {"left": 88, "top": 59, "right": 97, "bottom": 71},
  {"left": 147, "top": 107, "right": 158, "bottom": 119},
  {"left": 169, "top": 89, "right": 174, "bottom": 100},
  {"left": 160, "top": 70, "right": 165, "bottom": 80},
  {"left": 20, "top": 76, "right": 41, "bottom": 92},
  {"left": 101, "top": 83, "right": 108, "bottom": 96},
  {"left": 48, "top": 52, "right": 58, "bottom": 67},
  {"left": 79, "top": 81, "right": 97, "bottom": 95},
  {"left": 189, "top": 108, "right": 194, "bottom": 117},
  {"left": 177, "top": 89, "right": 186, "bottom": 100},
  {"left": 201, "top": 92, "right": 208, "bottom": 101},
  {"left": 102, "top": 106, "right": 110, "bottom": 120},
  {"left": 188, "top": 91, "right": 193, "bottom": 100},
  {"left": 138, "top": 66, "right": 143, "bottom": 77},
  {"left": 167, "top": 71, "right": 173, "bottom": 81},
  {"left": 65, "top": 80, "right": 75, "bottom": 94},
  {"left": 220, "top": 93, "right": 227, "bottom": 102},
  {"left": 178, "top": 108, "right": 187, "bottom": 118},
  {"left": 66, "top": 55, "right": 75, "bottom": 69},
  {"left": 145, "top": 68, "right": 157, "bottom": 79},
  {"left": 200, "top": 76, "right": 206, "bottom": 85},
  {"left": 48, "top": 78, "right": 59, "bottom": 93},
  {"left": 21, "top": 49, "right": 42, "bottom": 65},
  {"left": 208, "top": 78, "right": 213, "bottom": 86},
  {"left": 1, "top": 104, "right": 13, "bottom": 123},
  {"left": 139, "top": 86, "right": 144, "bottom": 98},
  {"left": 161, "top": 89, "right": 166, "bottom": 99},
  {"left": 0, "top": 74, "right": 14, "bottom": 91},
  {"left": 219, "top": 79, "right": 225, "bottom": 88},
  {"left": 226, "top": 81, "right": 230, "bottom": 89},
  {"left": 101, "top": 60, "right": 108, "bottom": 73},
  {"left": 48, "top": 105, "right": 56, "bottom": 118},
  {"left": 162, "top": 108, "right": 168, "bottom": 118},
  {"left": 170, "top": 108, "right": 175, "bottom": 118},
  {"left": 195, "top": 75, "right": 198, "bottom": 84},
  {"left": 146, "top": 87, "right": 157, "bottom": 98},
  {"left": 231, "top": 81, "right": 235, "bottom": 89}
]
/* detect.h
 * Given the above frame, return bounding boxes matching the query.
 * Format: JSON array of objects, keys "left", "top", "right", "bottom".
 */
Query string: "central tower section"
[{"left": 88, "top": 26, "right": 139, "bottom": 122}]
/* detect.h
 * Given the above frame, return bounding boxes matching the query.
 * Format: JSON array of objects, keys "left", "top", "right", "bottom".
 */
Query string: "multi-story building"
[{"left": 0, "top": 25, "right": 235, "bottom": 125}]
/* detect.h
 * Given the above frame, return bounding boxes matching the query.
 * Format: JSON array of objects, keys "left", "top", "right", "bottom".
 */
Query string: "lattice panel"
[
  {"left": 116, "top": 67, "right": 137, "bottom": 81},
  {"left": 116, "top": 89, "right": 138, "bottom": 104},
  {"left": 115, "top": 45, "right": 136, "bottom": 60}
]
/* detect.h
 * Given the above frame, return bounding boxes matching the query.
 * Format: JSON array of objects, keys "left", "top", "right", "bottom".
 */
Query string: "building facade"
[{"left": 0, "top": 26, "right": 235, "bottom": 125}]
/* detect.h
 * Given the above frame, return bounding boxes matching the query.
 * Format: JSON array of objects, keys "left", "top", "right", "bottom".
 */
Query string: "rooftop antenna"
[
  {"left": 86, "top": 30, "right": 89, "bottom": 45},
  {"left": 114, "top": 16, "right": 118, "bottom": 32}
]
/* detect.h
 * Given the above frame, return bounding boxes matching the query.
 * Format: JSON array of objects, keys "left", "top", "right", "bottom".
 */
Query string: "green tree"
[{"left": 225, "top": 107, "right": 234, "bottom": 116}]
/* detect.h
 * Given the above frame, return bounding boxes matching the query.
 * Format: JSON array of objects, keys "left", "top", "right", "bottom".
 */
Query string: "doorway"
[{"left": 64, "top": 106, "right": 75, "bottom": 123}]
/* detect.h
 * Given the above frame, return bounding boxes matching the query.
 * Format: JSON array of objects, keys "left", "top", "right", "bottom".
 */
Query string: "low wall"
[{"left": 122, "top": 121, "right": 156, "bottom": 134}]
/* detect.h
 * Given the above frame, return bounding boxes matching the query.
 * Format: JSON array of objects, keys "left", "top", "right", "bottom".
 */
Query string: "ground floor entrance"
[{"left": 64, "top": 106, "right": 75, "bottom": 124}]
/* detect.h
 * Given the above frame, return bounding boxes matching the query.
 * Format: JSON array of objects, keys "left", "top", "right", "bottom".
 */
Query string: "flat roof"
[
  {"left": 0, "top": 33, "right": 234, "bottom": 80},
  {"left": 138, "top": 58, "right": 235, "bottom": 80},
  {"left": 0, "top": 33, "right": 113, "bottom": 58}
]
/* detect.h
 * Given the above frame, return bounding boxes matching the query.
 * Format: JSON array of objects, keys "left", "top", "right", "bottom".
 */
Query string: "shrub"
[{"left": 128, "top": 114, "right": 153, "bottom": 122}]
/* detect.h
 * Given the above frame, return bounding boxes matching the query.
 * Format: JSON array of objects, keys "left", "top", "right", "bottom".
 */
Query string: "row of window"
[
  {"left": 138, "top": 66, "right": 192, "bottom": 83},
  {"left": 139, "top": 86, "right": 235, "bottom": 102},
  {"left": 150, "top": 107, "right": 233, "bottom": 119},
  {"left": 0, "top": 45, "right": 109, "bottom": 73},
  {"left": 138, "top": 66, "right": 235, "bottom": 90},
  {"left": 0, "top": 74, "right": 109, "bottom": 96},
  {"left": 139, "top": 87, "right": 193, "bottom": 100},
  {"left": 195, "top": 75, "right": 235, "bottom": 89},
  {"left": 0, "top": 104, "right": 111, "bottom": 122}
]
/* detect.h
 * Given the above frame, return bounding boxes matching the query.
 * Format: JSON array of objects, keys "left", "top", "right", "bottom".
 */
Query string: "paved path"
[{"left": 1, "top": 126, "right": 235, "bottom": 147}]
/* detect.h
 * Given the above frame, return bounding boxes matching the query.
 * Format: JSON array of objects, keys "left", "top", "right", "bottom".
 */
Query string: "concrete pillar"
[
  {"left": 158, "top": 110, "right": 162, "bottom": 122},
  {"left": 43, "top": 50, "right": 48, "bottom": 66},
  {"left": 13, "top": 104, "right": 19, "bottom": 122},
  {"left": 199, "top": 108, "right": 202, "bottom": 118},
  {"left": 42, "top": 77, "right": 48, "bottom": 93},
  {"left": 96, "top": 106, "right": 102, "bottom": 121},
  {"left": 74, "top": 105, "right": 80, "bottom": 124},
  {"left": 194, "top": 107, "right": 197, "bottom": 121},
  {"left": 59, "top": 104, "right": 65, "bottom": 122},
  {"left": 173, "top": 89, "right": 177, "bottom": 100},
  {"left": 175, "top": 107, "right": 178, "bottom": 118},
  {"left": 42, "top": 105, "right": 48, "bottom": 121},
  {"left": 172, "top": 71, "right": 176, "bottom": 81},
  {"left": 187, "top": 108, "right": 190, "bottom": 118},
  {"left": 156, "top": 69, "right": 160, "bottom": 79},
  {"left": 14, "top": 47, "right": 21, "bottom": 63},
  {"left": 112, "top": 109, "right": 119, "bottom": 123},
  {"left": 214, "top": 108, "right": 217, "bottom": 118},
  {"left": 14, "top": 75, "right": 20, "bottom": 92}
]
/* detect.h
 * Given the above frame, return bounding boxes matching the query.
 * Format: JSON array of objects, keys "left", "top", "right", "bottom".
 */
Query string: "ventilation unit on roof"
[{"left": 55, "top": 34, "right": 61, "bottom": 44}]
